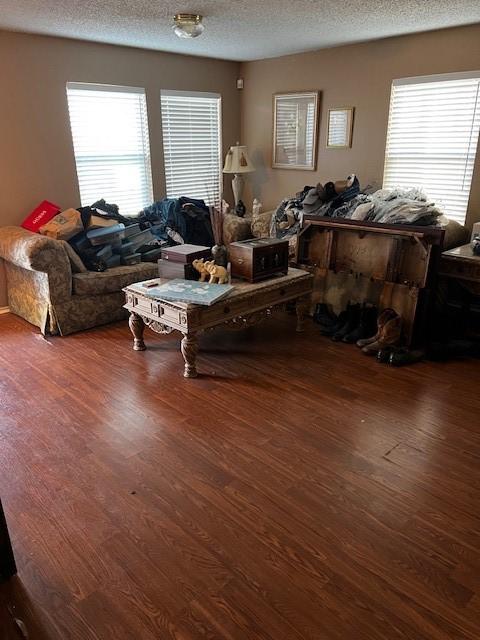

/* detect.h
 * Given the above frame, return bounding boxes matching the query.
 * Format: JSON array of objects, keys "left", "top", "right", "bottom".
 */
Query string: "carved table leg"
[
  {"left": 129, "top": 312, "right": 146, "bottom": 351},
  {"left": 296, "top": 296, "right": 310, "bottom": 333},
  {"left": 181, "top": 333, "right": 199, "bottom": 378}
]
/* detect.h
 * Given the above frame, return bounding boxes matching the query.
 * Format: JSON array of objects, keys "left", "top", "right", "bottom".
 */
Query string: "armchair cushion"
[
  {"left": 441, "top": 217, "right": 470, "bottom": 250},
  {"left": 223, "top": 214, "right": 252, "bottom": 245},
  {"left": 251, "top": 210, "right": 275, "bottom": 238},
  {"left": 63, "top": 241, "right": 87, "bottom": 272},
  {"left": 72, "top": 263, "right": 158, "bottom": 297}
]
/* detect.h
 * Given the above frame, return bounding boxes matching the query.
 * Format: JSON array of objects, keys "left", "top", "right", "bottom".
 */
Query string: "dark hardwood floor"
[{"left": 1, "top": 311, "right": 480, "bottom": 639}]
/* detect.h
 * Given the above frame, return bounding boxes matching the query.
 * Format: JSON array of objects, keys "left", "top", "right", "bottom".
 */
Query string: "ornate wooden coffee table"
[{"left": 124, "top": 268, "right": 313, "bottom": 378}]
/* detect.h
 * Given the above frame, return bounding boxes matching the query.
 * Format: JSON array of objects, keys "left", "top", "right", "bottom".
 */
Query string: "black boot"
[
  {"left": 332, "top": 303, "right": 361, "bottom": 341},
  {"left": 313, "top": 303, "right": 337, "bottom": 329},
  {"left": 343, "top": 304, "right": 378, "bottom": 344},
  {"left": 320, "top": 308, "right": 349, "bottom": 336},
  {"left": 377, "top": 346, "right": 397, "bottom": 363},
  {"left": 389, "top": 348, "right": 425, "bottom": 367}
]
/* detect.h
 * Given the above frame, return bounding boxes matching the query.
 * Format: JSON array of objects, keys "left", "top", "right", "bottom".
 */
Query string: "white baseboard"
[{"left": 0, "top": 306, "right": 10, "bottom": 315}]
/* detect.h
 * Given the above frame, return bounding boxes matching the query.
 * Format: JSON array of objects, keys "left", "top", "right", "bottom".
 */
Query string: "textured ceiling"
[{"left": 1, "top": 0, "right": 479, "bottom": 61}]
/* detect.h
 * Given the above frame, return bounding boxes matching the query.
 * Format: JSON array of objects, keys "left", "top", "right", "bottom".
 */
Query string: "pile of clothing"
[
  {"left": 271, "top": 174, "right": 444, "bottom": 241},
  {"left": 332, "top": 187, "right": 443, "bottom": 226},
  {"left": 271, "top": 174, "right": 360, "bottom": 239},
  {"left": 137, "top": 197, "right": 213, "bottom": 247}
]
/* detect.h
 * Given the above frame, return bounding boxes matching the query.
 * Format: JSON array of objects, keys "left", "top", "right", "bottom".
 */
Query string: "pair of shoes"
[
  {"left": 388, "top": 348, "right": 424, "bottom": 367},
  {"left": 341, "top": 303, "right": 378, "bottom": 343},
  {"left": 316, "top": 304, "right": 352, "bottom": 337},
  {"left": 319, "top": 301, "right": 379, "bottom": 342},
  {"left": 377, "top": 346, "right": 398, "bottom": 363},
  {"left": 332, "top": 303, "right": 361, "bottom": 341},
  {"left": 377, "top": 347, "right": 424, "bottom": 366},
  {"left": 356, "top": 308, "right": 398, "bottom": 349},
  {"left": 313, "top": 303, "right": 337, "bottom": 329},
  {"left": 359, "top": 308, "right": 402, "bottom": 356}
]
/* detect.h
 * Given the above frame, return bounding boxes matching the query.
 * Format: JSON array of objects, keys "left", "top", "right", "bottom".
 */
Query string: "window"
[
  {"left": 383, "top": 72, "right": 480, "bottom": 224},
  {"left": 66, "top": 83, "right": 153, "bottom": 215},
  {"left": 160, "top": 90, "right": 221, "bottom": 205}
]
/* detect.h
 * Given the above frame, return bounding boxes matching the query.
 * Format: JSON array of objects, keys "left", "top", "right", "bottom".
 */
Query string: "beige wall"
[
  {"left": 0, "top": 31, "right": 241, "bottom": 306},
  {"left": 240, "top": 24, "right": 480, "bottom": 230},
  {"left": 2, "top": 25, "right": 480, "bottom": 309}
]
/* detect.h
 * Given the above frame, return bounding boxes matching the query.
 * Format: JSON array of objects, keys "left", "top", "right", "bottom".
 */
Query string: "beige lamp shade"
[{"left": 223, "top": 144, "right": 255, "bottom": 174}]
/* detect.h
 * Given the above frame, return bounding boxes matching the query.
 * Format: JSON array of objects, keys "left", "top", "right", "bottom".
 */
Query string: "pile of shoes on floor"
[
  {"left": 313, "top": 303, "right": 424, "bottom": 366},
  {"left": 313, "top": 299, "right": 480, "bottom": 366}
]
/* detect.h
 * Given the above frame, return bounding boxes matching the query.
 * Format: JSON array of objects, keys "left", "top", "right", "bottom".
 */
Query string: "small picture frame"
[
  {"left": 272, "top": 91, "right": 320, "bottom": 170},
  {"left": 327, "top": 107, "right": 354, "bottom": 148}
]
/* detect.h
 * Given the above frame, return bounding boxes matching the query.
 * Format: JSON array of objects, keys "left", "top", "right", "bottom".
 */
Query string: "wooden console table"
[
  {"left": 124, "top": 268, "right": 313, "bottom": 378},
  {"left": 296, "top": 216, "right": 444, "bottom": 346}
]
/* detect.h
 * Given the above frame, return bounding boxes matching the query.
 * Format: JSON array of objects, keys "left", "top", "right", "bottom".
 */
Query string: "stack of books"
[{"left": 138, "top": 279, "right": 234, "bottom": 306}]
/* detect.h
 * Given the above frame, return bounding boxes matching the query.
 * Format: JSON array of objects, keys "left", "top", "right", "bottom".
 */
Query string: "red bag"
[{"left": 21, "top": 200, "right": 61, "bottom": 232}]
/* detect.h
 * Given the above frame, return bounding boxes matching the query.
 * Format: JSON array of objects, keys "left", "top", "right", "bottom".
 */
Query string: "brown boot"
[
  {"left": 356, "top": 308, "right": 397, "bottom": 348},
  {"left": 362, "top": 315, "right": 402, "bottom": 355}
]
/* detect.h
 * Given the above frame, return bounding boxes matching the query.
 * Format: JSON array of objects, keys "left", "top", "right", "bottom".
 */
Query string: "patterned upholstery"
[
  {"left": 222, "top": 210, "right": 274, "bottom": 244},
  {"left": 0, "top": 226, "right": 72, "bottom": 304},
  {"left": 73, "top": 264, "right": 157, "bottom": 296},
  {"left": 0, "top": 226, "right": 157, "bottom": 335},
  {"left": 223, "top": 214, "right": 252, "bottom": 245},
  {"left": 0, "top": 215, "right": 277, "bottom": 336},
  {"left": 251, "top": 210, "right": 275, "bottom": 238}
]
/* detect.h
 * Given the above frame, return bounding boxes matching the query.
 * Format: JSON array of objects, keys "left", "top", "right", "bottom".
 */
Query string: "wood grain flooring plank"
[{"left": 1, "top": 313, "right": 479, "bottom": 639}]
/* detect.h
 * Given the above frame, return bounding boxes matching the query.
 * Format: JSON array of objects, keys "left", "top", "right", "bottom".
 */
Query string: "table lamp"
[{"left": 223, "top": 143, "right": 255, "bottom": 206}]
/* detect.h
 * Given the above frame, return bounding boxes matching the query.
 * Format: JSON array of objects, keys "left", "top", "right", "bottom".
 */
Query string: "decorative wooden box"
[
  {"left": 157, "top": 259, "right": 197, "bottom": 281},
  {"left": 228, "top": 237, "right": 289, "bottom": 282},
  {"left": 161, "top": 244, "right": 211, "bottom": 264}
]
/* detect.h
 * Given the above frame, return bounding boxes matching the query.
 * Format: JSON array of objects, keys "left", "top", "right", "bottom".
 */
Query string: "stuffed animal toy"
[
  {"left": 203, "top": 260, "right": 229, "bottom": 284},
  {"left": 192, "top": 258, "right": 209, "bottom": 282}
]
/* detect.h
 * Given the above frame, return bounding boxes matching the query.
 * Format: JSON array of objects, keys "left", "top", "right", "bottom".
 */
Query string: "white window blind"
[
  {"left": 160, "top": 90, "right": 221, "bottom": 205},
  {"left": 66, "top": 83, "right": 153, "bottom": 215},
  {"left": 383, "top": 72, "right": 480, "bottom": 224},
  {"left": 305, "top": 102, "right": 315, "bottom": 164},
  {"left": 276, "top": 101, "right": 299, "bottom": 164}
]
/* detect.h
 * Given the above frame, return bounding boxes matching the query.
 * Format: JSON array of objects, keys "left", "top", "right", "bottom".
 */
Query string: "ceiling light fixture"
[{"left": 173, "top": 14, "right": 205, "bottom": 39}]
